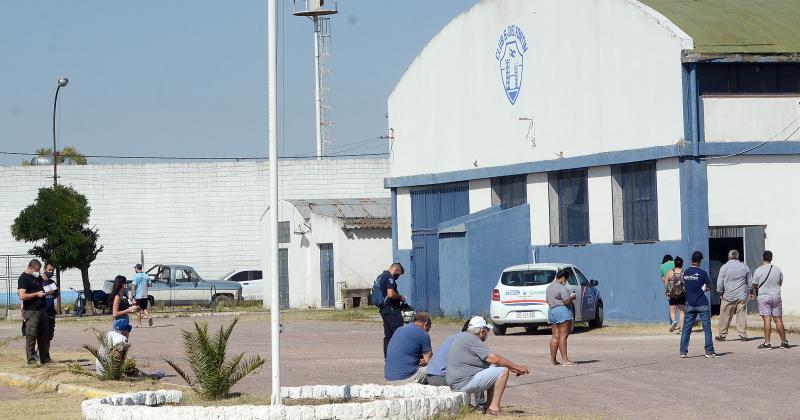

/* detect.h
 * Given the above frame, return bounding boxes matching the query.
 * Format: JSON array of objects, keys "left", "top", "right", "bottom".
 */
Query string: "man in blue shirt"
[
  {"left": 680, "top": 251, "right": 718, "bottom": 358},
  {"left": 131, "top": 264, "right": 152, "bottom": 328},
  {"left": 376, "top": 263, "right": 405, "bottom": 358},
  {"left": 384, "top": 312, "right": 432, "bottom": 384}
]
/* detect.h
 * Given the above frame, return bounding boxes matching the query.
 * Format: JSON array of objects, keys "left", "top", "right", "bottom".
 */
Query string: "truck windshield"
[{"left": 501, "top": 270, "right": 556, "bottom": 287}]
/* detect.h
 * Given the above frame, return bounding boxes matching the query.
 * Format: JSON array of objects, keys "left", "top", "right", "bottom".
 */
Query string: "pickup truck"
[{"left": 104, "top": 264, "right": 242, "bottom": 308}]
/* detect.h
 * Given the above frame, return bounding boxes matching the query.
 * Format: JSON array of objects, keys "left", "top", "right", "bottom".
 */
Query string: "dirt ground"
[{"left": 0, "top": 313, "right": 798, "bottom": 419}]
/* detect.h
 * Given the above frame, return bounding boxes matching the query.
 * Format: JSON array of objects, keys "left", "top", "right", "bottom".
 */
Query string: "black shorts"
[
  {"left": 669, "top": 296, "right": 686, "bottom": 306},
  {"left": 135, "top": 298, "right": 149, "bottom": 309}
]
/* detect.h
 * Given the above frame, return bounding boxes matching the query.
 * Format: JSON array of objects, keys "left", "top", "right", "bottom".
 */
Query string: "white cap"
[{"left": 468, "top": 316, "right": 490, "bottom": 330}]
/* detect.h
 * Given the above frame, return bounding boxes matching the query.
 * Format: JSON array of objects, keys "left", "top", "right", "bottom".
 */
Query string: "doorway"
[
  {"left": 319, "top": 243, "right": 335, "bottom": 308},
  {"left": 708, "top": 225, "right": 765, "bottom": 314}
]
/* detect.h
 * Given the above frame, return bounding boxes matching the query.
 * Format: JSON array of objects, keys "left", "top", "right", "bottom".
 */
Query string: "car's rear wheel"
[
  {"left": 492, "top": 324, "right": 507, "bottom": 336},
  {"left": 589, "top": 302, "right": 604, "bottom": 328},
  {"left": 524, "top": 325, "right": 538, "bottom": 333}
]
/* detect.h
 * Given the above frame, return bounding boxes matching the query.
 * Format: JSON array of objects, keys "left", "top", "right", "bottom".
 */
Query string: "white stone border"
[{"left": 81, "top": 384, "right": 466, "bottom": 420}]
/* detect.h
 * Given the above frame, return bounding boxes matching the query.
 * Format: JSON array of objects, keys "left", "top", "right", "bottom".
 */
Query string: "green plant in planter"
[
  {"left": 37, "top": 330, "right": 137, "bottom": 383},
  {"left": 164, "top": 318, "right": 265, "bottom": 400}
]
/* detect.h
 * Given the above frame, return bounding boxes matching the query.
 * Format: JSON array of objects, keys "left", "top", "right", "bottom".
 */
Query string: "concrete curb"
[{"left": 0, "top": 371, "right": 116, "bottom": 399}]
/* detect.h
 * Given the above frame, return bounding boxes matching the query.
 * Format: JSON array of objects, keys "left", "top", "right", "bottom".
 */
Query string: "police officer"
[{"left": 377, "top": 263, "right": 405, "bottom": 358}]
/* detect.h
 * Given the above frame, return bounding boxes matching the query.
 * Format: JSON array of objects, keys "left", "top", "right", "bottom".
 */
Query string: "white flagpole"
[{"left": 267, "top": 0, "right": 281, "bottom": 406}]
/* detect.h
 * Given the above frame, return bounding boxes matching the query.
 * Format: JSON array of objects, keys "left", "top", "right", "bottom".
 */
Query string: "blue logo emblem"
[{"left": 495, "top": 25, "right": 528, "bottom": 105}]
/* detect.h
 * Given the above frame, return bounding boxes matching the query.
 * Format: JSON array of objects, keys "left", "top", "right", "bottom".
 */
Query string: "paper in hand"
[{"left": 43, "top": 283, "right": 58, "bottom": 293}]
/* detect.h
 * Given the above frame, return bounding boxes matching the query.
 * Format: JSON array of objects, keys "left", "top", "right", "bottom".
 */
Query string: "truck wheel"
[
  {"left": 212, "top": 295, "right": 234, "bottom": 309},
  {"left": 589, "top": 302, "right": 604, "bottom": 328},
  {"left": 492, "top": 324, "right": 506, "bottom": 336}
]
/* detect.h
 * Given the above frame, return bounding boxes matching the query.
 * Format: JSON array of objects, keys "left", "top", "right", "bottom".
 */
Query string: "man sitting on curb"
[
  {"left": 384, "top": 312, "right": 432, "bottom": 384},
  {"left": 426, "top": 320, "right": 486, "bottom": 412},
  {"left": 446, "top": 316, "right": 530, "bottom": 416}
]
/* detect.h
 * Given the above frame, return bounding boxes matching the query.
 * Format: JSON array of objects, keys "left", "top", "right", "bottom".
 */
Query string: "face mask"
[
  {"left": 45, "top": 272, "right": 54, "bottom": 278},
  {"left": 32, "top": 272, "right": 40, "bottom": 278}
]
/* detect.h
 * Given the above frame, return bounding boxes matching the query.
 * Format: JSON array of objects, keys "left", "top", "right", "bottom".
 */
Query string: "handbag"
[{"left": 751, "top": 265, "right": 773, "bottom": 300}]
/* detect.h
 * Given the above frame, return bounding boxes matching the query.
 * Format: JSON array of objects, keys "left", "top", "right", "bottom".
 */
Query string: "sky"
[{"left": 0, "top": 0, "right": 478, "bottom": 164}]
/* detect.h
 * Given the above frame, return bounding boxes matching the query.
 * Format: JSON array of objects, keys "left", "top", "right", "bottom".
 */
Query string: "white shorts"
[
  {"left": 458, "top": 366, "right": 507, "bottom": 394},
  {"left": 386, "top": 366, "right": 428, "bottom": 385}
]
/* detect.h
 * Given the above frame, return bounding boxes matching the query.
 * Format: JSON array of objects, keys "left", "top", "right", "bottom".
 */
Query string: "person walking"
[
  {"left": 17, "top": 259, "right": 52, "bottom": 364},
  {"left": 547, "top": 269, "right": 577, "bottom": 366},
  {"left": 665, "top": 257, "right": 686, "bottom": 333},
  {"left": 716, "top": 249, "right": 751, "bottom": 341},
  {"left": 110, "top": 275, "right": 138, "bottom": 324},
  {"left": 41, "top": 263, "right": 59, "bottom": 342},
  {"left": 750, "top": 251, "right": 790, "bottom": 350},
  {"left": 373, "top": 263, "right": 406, "bottom": 358},
  {"left": 680, "top": 251, "right": 717, "bottom": 358},
  {"left": 131, "top": 264, "right": 152, "bottom": 328}
]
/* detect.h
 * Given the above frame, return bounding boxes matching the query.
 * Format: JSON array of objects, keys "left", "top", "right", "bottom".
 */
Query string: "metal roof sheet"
[
  {"left": 640, "top": 0, "right": 800, "bottom": 54},
  {"left": 287, "top": 198, "right": 391, "bottom": 229}
]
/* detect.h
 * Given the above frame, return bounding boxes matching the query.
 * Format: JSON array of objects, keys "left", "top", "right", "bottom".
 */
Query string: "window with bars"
[
  {"left": 278, "top": 221, "right": 291, "bottom": 244},
  {"left": 548, "top": 169, "right": 589, "bottom": 245},
  {"left": 491, "top": 175, "right": 527, "bottom": 209},
  {"left": 612, "top": 162, "right": 658, "bottom": 242}
]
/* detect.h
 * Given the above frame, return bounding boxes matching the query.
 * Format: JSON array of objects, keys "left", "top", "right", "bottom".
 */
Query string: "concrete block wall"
[{"left": 0, "top": 160, "right": 389, "bottom": 290}]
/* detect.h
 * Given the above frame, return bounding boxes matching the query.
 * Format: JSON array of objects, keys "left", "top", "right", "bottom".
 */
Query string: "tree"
[
  {"left": 22, "top": 146, "right": 88, "bottom": 166},
  {"left": 10, "top": 185, "right": 103, "bottom": 309}
]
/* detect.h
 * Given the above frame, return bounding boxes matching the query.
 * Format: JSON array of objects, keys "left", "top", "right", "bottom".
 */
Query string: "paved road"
[{"left": 1, "top": 315, "right": 798, "bottom": 419}]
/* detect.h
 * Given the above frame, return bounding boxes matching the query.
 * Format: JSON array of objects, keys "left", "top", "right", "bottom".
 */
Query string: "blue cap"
[{"left": 113, "top": 318, "right": 133, "bottom": 333}]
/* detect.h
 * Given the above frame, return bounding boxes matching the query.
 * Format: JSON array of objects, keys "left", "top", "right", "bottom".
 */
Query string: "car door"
[
  {"left": 173, "top": 268, "right": 203, "bottom": 305},
  {"left": 148, "top": 266, "right": 172, "bottom": 306},
  {"left": 573, "top": 267, "right": 596, "bottom": 320},
  {"left": 563, "top": 267, "right": 583, "bottom": 321},
  {"left": 247, "top": 270, "right": 263, "bottom": 300}
]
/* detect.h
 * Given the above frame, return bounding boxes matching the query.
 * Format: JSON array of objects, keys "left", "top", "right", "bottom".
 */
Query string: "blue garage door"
[{"left": 411, "top": 183, "right": 469, "bottom": 312}]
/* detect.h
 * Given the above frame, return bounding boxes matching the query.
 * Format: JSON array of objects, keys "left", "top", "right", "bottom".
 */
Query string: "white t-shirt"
[{"left": 96, "top": 331, "right": 128, "bottom": 375}]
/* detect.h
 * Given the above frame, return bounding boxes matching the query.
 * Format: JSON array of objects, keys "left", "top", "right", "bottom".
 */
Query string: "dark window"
[
  {"left": 491, "top": 175, "right": 527, "bottom": 209},
  {"left": 500, "top": 270, "right": 556, "bottom": 287},
  {"left": 230, "top": 271, "right": 249, "bottom": 282},
  {"left": 573, "top": 267, "right": 589, "bottom": 286},
  {"left": 278, "top": 221, "right": 291, "bottom": 244},
  {"left": 250, "top": 270, "right": 263, "bottom": 281},
  {"left": 564, "top": 267, "right": 579, "bottom": 286},
  {"left": 613, "top": 162, "right": 658, "bottom": 242},
  {"left": 698, "top": 63, "right": 800, "bottom": 95},
  {"left": 552, "top": 169, "right": 589, "bottom": 244}
]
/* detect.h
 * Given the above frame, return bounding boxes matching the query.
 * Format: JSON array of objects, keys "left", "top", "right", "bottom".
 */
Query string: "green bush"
[{"left": 165, "top": 318, "right": 265, "bottom": 400}]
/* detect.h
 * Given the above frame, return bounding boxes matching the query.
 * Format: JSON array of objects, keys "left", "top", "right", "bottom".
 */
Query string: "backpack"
[
  {"left": 371, "top": 275, "right": 387, "bottom": 307},
  {"left": 669, "top": 270, "right": 685, "bottom": 299}
]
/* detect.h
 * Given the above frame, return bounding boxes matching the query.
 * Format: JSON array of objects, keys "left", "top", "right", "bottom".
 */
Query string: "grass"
[{"left": 0, "top": 389, "right": 84, "bottom": 420}]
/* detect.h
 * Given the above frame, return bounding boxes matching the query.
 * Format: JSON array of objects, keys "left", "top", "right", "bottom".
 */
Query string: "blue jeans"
[{"left": 680, "top": 305, "right": 714, "bottom": 355}]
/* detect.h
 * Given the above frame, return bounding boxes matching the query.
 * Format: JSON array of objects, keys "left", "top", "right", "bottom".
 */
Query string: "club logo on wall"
[{"left": 495, "top": 25, "right": 528, "bottom": 105}]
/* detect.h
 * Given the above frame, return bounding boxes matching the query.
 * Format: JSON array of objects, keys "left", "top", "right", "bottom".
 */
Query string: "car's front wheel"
[
  {"left": 492, "top": 324, "right": 507, "bottom": 336},
  {"left": 589, "top": 302, "right": 604, "bottom": 328}
]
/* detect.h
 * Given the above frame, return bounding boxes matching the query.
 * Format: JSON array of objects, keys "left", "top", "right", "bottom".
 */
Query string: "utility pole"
[
  {"left": 267, "top": 0, "right": 281, "bottom": 406},
  {"left": 52, "top": 76, "right": 68, "bottom": 314}
]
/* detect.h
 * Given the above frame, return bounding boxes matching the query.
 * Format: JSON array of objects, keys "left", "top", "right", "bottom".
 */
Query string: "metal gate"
[
  {"left": 1, "top": 255, "right": 31, "bottom": 319},
  {"left": 410, "top": 183, "right": 469, "bottom": 312},
  {"left": 278, "top": 248, "right": 290, "bottom": 309},
  {"left": 319, "top": 244, "right": 335, "bottom": 308}
]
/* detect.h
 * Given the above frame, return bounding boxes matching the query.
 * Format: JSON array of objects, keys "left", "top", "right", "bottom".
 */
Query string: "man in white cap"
[{"left": 446, "top": 316, "right": 530, "bottom": 415}]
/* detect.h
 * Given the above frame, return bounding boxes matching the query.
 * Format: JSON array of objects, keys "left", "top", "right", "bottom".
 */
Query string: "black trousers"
[{"left": 380, "top": 305, "right": 404, "bottom": 358}]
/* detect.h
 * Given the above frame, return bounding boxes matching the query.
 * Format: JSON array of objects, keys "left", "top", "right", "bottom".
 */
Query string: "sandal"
[{"left": 562, "top": 361, "right": 578, "bottom": 366}]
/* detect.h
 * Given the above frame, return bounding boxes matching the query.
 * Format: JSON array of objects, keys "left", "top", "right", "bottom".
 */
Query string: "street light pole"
[
  {"left": 52, "top": 76, "right": 68, "bottom": 314},
  {"left": 267, "top": 0, "right": 281, "bottom": 406}
]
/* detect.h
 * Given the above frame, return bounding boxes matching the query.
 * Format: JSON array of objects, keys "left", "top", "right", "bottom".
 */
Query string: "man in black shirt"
[
  {"left": 17, "top": 259, "right": 51, "bottom": 364},
  {"left": 376, "top": 263, "right": 405, "bottom": 358}
]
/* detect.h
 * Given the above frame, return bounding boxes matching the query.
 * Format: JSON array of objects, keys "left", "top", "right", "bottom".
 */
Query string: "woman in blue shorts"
[{"left": 547, "top": 269, "right": 577, "bottom": 366}]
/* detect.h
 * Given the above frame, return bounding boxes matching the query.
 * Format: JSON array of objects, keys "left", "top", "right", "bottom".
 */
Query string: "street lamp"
[{"left": 52, "top": 77, "right": 68, "bottom": 187}]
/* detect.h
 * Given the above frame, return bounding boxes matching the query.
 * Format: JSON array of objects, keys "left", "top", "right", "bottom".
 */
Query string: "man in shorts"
[
  {"left": 446, "top": 316, "right": 529, "bottom": 415},
  {"left": 131, "top": 264, "right": 152, "bottom": 327},
  {"left": 751, "top": 251, "right": 789, "bottom": 349}
]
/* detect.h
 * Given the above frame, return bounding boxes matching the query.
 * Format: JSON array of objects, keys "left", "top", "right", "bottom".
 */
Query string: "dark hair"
[
  {"left": 390, "top": 262, "right": 405, "bottom": 275},
  {"left": 662, "top": 254, "right": 673, "bottom": 264},
  {"left": 555, "top": 269, "right": 567, "bottom": 280},
  {"left": 763, "top": 250, "right": 773, "bottom": 262},
  {"left": 28, "top": 259, "right": 42, "bottom": 269},
  {"left": 412, "top": 311, "right": 431, "bottom": 325},
  {"left": 691, "top": 251, "right": 704, "bottom": 264},
  {"left": 461, "top": 320, "right": 471, "bottom": 332},
  {"left": 109, "top": 275, "right": 127, "bottom": 306},
  {"left": 674, "top": 256, "right": 683, "bottom": 268}
]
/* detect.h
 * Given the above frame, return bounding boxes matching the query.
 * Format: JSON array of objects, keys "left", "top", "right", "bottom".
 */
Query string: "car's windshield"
[{"left": 501, "top": 269, "right": 556, "bottom": 287}]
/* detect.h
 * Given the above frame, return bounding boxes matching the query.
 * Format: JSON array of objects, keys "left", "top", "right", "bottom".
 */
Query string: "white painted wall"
[
  {"left": 468, "top": 179, "right": 492, "bottom": 212},
  {"left": 588, "top": 166, "right": 613, "bottom": 243},
  {"left": 707, "top": 155, "right": 800, "bottom": 313},
  {"left": 388, "top": 0, "right": 690, "bottom": 178},
  {"left": 395, "top": 188, "right": 412, "bottom": 250},
  {"left": 703, "top": 96, "right": 800, "bottom": 142},
  {"left": 527, "top": 173, "right": 550, "bottom": 246},
  {"left": 0, "top": 160, "right": 389, "bottom": 292},
  {"left": 656, "top": 158, "right": 682, "bottom": 241}
]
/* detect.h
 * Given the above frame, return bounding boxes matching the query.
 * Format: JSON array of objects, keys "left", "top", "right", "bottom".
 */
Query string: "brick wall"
[{"left": 0, "top": 159, "right": 389, "bottom": 289}]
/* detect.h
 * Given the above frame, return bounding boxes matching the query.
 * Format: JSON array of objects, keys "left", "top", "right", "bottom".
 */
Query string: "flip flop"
[{"left": 562, "top": 361, "right": 578, "bottom": 366}]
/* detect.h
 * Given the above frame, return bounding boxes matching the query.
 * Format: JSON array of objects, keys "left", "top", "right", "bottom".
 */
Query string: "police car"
[{"left": 489, "top": 263, "right": 603, "bottom": 335}]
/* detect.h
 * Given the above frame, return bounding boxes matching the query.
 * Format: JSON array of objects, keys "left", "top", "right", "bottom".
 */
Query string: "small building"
[
  {"left": 262, "top": 198, "right": 392, "bottom": 309},
  {"left": 385, "top": 0, "right": 800, "bottom": 320}
]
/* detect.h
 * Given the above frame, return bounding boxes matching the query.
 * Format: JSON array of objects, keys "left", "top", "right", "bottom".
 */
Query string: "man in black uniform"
[
  {"left": 377, "top": 263, "right": 405, "bottom": 358},
  {"left": 17, "top": 259, "right": 51, "bottom": 364}
]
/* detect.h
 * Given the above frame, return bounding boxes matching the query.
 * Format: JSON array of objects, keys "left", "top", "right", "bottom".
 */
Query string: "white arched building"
[{"left": 385, "top": 0, "right": 800, "bottom": 320}]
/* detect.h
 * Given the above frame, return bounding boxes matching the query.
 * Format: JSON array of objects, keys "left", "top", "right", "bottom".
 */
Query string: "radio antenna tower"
[{"left": 293, "top": 0, "right": 338, "bottom": 159}]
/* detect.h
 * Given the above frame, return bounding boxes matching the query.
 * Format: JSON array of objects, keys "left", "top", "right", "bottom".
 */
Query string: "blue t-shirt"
[
  {"left": 132, "top": 272, "right": 150, "bottom": 299},
  {"left": 384, "top": 324, "right": 432, "bottom": 381},
  {"left": 427, "top": 333, "right": 459, "bottom": 377},
  {"left": 377, "top": 271, "right": 398, "bottom": 308},
  {"left": 683, "top": 266, "right": 711, "bottom": 307}
]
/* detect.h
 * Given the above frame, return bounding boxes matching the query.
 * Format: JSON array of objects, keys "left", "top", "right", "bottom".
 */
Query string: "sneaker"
[
  {"left": 669, "top": 321, "right": 679, "bottom": 332},
  {"left": 781, "top": 341, "right": 790, "bottom": 349},
  {"left": 148, "top": 318, "right": 154, "bottom": 327},
  {"left": 739, "top": 335, "right": 748, "bottom": 341},
  {"left": 757, "top": 343, "right": 772, "bottom": 350},
  {"left": 705, "top": 352, "right": 719, "bottom": 358},
  {"left": 714, "top": 336, "right": 726, "bottom": 342},
  {"left": 155, "top": 369, "right": 166, "bottom": 380},
  {"left": 680, "top": 354, "right": 688, "bottom": 359}
]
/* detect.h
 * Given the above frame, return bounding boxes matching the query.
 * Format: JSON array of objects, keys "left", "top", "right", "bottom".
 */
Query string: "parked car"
[
  {"left": 222, "top": 268, "right": 263, "bottom": 300},
  {"left": 489, "top": 263, "right": 603, "bottom": 335},
  {"left": 104, "top": 264, "right": 242, "bottom": 308}
]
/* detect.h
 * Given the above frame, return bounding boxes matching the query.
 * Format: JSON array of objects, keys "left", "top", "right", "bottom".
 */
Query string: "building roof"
[
  {"left": 640, "top": 0, "right": 800, "bottom": 54},
  {"left": 287, "top": 198, "right": 391, "bottom": 229}
]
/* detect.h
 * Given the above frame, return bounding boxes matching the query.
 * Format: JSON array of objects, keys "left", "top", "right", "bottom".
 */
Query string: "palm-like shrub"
[
  {"left": 37, "top": 330, "right": 137, "bottom": 384},
  {"left": 165, "top": 318, "right": 265, "bottom": 400}
]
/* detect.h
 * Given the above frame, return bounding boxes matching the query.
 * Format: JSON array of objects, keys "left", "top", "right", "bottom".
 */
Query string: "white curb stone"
[{"left": 81, "top": 384, "right": 466, "bottom": 420}]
